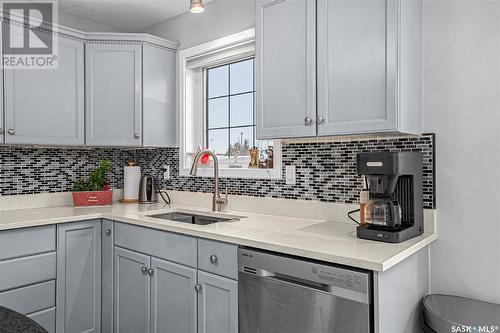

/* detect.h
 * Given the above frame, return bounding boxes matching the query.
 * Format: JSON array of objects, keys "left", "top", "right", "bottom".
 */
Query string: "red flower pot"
[{"left": 72, "top": 190, "right": 113, "bottom": 207}]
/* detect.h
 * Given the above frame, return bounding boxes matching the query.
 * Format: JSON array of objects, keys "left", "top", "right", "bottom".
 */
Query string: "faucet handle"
[{"left": 216, "top": 188, "right": 228, "bottom": 210}]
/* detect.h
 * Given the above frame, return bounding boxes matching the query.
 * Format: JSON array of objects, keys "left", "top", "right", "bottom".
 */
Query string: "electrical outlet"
[
  {"left": 162, "top": 165, "right": 170, "bottom": 180},
  {"left": 285, "top": 165, "right": 296, "bottom": 185}
]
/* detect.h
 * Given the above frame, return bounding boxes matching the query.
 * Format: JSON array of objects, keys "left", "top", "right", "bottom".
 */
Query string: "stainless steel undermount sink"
[{"left": 147, "top": 211, "right": 239, "bottom": 225}]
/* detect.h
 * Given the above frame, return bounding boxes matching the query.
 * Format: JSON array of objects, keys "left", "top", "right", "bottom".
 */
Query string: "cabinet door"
[
  {"left": 150, "top": 257, "right": 197, "bottom": 333},
  {"left": 317, "top": 0, "right": 397, "bottom": 135},
  {"left": 101, "top": 220, "right": 114, "bottom": 333},
  {"left": 85, "top": 43, "right": 142, "bottom": 146},
  {"left": 4, "top": 32, "right": 84, "bottom": 145},
  {"left": 197, "top": 271, "right": 238, "bottom": 333},
  {"left": 114, "top": 247, "right": 151, "bottom": 333},
  {"left": 56, "top": 220, "right": 101, "bottom": 333},
  {"left": 143, "top": 45, "right": 177, "bottom": 147},
  {"left": 256, "top": 0, "right": 316, "bottom": 139}
]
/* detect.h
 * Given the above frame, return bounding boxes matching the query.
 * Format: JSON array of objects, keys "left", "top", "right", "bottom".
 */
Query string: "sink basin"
[{"left": 147, "top": 211, "right": 238, "bottom": 225}]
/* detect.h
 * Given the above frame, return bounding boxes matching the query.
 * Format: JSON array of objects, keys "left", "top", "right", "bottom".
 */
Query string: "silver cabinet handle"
[
  {"left": 209, "top": 254, "right": 218, "bottom": 264},
  {"left": 0, "top": 128, "right": 3, "bottom": 135},
  {"left": 316, "top": 116, "right": 324, "bottom": 124},
  {"left": 147, "top": 268, "right": 154, "bottom": 276},
  {"left": 304, "top": 117, "right": 312, "bottom": 126},
  {"left": 134, "top": 133, "right": 140, "bottom": 139},
  {"left": 105, "top": 229, "right": 111, "bottom": 236},
  {"left": 7, "top": 129, "right": 15, "bottom": 135},
  {"left": 141, "top": 266, "right": 148, "bottom": 274},
  {"left": 194, "top": 284, "right": 202, "bottom": 292}
]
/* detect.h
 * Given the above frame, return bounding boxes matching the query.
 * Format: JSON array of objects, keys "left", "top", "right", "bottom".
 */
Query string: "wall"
[
  {"left": 146, "top": 0, "right": 255, "bottom": 49},
  {"left": 58, "top": 11, "right": 122, "bottom": 32},
  {"left": 423, "top": 0, "right": 500, "bottom": 303}
]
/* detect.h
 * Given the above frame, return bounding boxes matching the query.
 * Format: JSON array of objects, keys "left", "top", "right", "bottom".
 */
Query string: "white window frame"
[{"left": 178, "top": 29, "right": 282, "bottom": 179}]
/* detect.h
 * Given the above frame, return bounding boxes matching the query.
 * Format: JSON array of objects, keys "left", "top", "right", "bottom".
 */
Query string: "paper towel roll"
[{"left": 123, "top": 166, "right": 141, "bottom": 200}]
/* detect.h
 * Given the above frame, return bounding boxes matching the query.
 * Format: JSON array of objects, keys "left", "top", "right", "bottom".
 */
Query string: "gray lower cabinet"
[
  {"left": 151, "top": 257, "right": 197, "bottom": 333},
  {"left": 114, "top": 247, "right": 151, "bottom": 333},
  {"left": 0, "top": 226, "right": 57, "bottom": 333},
  {"left": 113, "top": 247, "right": 198, "bottom": 333},
  {"left": 56, "top": 220, "right": 102, "bottom": 333},
  {"left": 197, "top": 271, "right": 238, "bottom": 333}
]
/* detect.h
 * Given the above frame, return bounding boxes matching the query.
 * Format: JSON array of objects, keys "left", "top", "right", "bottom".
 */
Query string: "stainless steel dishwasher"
[{"left": 238, "top": 248, "right": 372, "bottom": 333}]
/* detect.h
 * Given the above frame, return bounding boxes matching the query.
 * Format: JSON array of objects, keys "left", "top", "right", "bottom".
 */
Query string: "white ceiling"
[{"left": 59, "top": 0, "right": 207, "bottom": 32}]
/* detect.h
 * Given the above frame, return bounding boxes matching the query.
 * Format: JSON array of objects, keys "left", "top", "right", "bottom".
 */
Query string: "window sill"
[{"left": 179, "top": 166, "right": 282, "bottom": 179}]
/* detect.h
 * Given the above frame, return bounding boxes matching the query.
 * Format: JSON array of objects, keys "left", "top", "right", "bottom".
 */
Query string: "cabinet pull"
[
  {"left": 134, "top": 133, "right": 140, "bottom": 139},
  {"left": 0, "top": 128, "right": 3, "bottom": 135},
  {"left": 316, "top": 116, "right": 324, "bottom": 124},
  {"left": 141, "top": 266, "right": 148, "bottom": 274},
  {"left": 194, "top": 284, "right": 202, "bottom": 292},
  {"left": 304, "top": 117, "right": 312, "bottom": 126},
  {"left": 105, "top": 229, "right": 111, "bottom": 236},
  {"left": 7, "top": 129, "right": 15, "bottom": 135},
  {"left": 147, "top": 268, "right": 154, "bottom": 276},
  {"left": 209, "top": 254, "right": 218, "bottom": 264}
]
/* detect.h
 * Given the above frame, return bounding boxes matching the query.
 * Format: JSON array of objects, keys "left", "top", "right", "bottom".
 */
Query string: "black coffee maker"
[{"left": 356, "top": 152, "right": 423, "bottom": 243}]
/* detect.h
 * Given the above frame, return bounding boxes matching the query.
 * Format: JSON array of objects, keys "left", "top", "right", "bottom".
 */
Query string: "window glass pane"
[
  {"left": 230, "top": 93, "right": 254, "bottom": 127},
  {"left": 208, "top": 65, "right": 229, "bottom": 98},
  {"left": 230, "top": 59, "right": 254, "bottom": 94},
  {"left": 208, "top": 97, "right": 229, "bottom": 129},
  {"left": 208, "top": 129, "right": 229, "bottom": 157},
  {"left": 230, "top": 126, "right": 253, "bottom": 157}
]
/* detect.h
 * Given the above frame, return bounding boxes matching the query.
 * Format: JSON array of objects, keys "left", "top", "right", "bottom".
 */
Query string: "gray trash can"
[{"left": 423, "top": 294, "right": 500, "bottom": 333}]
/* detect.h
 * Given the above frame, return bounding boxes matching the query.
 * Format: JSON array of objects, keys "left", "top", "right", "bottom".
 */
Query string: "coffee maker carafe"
[{"left": 356, "top": 152, "right": 423, "bottom": 243}]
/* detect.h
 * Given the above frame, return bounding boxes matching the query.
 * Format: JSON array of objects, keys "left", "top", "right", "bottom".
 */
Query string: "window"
[
  {"left": 206, "top": 59, "right": 273, "bottom": 168},
  {"left": 178, "top": 29, "right": 281, "bottom": 179}
]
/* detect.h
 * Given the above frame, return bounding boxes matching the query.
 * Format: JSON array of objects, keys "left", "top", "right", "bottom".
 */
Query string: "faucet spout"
[{"left": 190, "top": 149, "right": 227, "bottom": 211}]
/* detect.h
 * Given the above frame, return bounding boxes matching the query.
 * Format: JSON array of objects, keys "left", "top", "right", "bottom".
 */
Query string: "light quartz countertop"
[{"left": 0, "top": 200, "right": 437, "bottom": 271}]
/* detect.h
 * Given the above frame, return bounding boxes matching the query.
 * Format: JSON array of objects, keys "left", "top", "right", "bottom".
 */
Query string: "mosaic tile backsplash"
[{"left": 0, "top": 134, "right": 435, "bottom": 208}]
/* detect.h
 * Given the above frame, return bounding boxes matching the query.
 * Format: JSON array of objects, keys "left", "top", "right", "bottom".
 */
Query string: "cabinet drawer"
[
  {"left": 0, "top": 225, "right": 56, "bottom": 261},
  {"left": 0, "top": 280, "right": 55, "bottom": 315},
  {"left": 198, "top": 239, "right": 237, "bottom": 280},
  {"left": 115, "top": 223, "right": 197, "bottom": 267},
  {"left": 0, "top": 252, "right": 56, "bottom": 291},
  {"left": 28, "top": 307, "right": 56, "bottom": 333}
]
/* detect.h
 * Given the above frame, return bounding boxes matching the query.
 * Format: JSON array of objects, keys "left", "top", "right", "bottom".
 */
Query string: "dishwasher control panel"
[{"left": 238, "top": 248, "right": 371, "bottom": 296}]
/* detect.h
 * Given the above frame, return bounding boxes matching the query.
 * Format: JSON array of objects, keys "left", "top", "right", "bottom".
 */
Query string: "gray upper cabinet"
[
  {"left": 257, "top": 0, "right": 423, "bottom": 138},
  {"left": 197, "top": 271, "right": 238, "bottom": 333},
  {"left": 4, "top": 31, "right": 84, "bottom": 145},
  {"left": 150, "top": 257, "right": 197, "bottom": 333},
  {"left": 317, "top": 0, "right": 423, "bottom": 136},
  {"left": 317, "top": 0, "right": 397, "bottom": 135},
  {"left": 56, "top": 220, "right": 102, "bottom": 333},
  {"left": 256, "top": 0, "right": 317, "bottom": 139},
  {"left": 114, "top": 247, "right": 151, "bottom": 333},
  {"left": 85, "top": 43, "right": 142, "bottom": 146},
  {"left": 143, "top": 45, "right": 177, "bottom": 147}
]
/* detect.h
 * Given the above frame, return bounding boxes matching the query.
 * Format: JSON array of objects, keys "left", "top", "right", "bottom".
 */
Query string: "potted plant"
[{"left": 72, "top": 160, "right": 113, "bottom": 206}]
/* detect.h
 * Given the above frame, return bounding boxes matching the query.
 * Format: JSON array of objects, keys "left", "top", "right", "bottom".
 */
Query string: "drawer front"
[
  {"left": 115, "top": 222, "right": 197, "bottom": 267},
  {"left": 28, "top": 307, "right": 56, "bottom": 333},
  {"left": 0, "top": 252, "right": 56, "bottom": 291},
  {"left": 0, "top": 280, "right": 55, "bottom": 315},
  {"left": 0, "top": 225, "right": 56, "bottom": 261},
  {"left": 198, "top": 239, "right": 238, "bottom": 280}
]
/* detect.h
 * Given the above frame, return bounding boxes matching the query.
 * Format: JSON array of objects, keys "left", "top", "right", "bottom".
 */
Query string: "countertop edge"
[{"left": 0, "top": 210, "right": 436, "bottom": 272}]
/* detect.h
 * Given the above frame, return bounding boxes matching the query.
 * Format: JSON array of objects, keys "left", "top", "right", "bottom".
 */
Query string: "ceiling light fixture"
[{"left": 190, "top": 0, "right": 204, "bottom": 13}]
